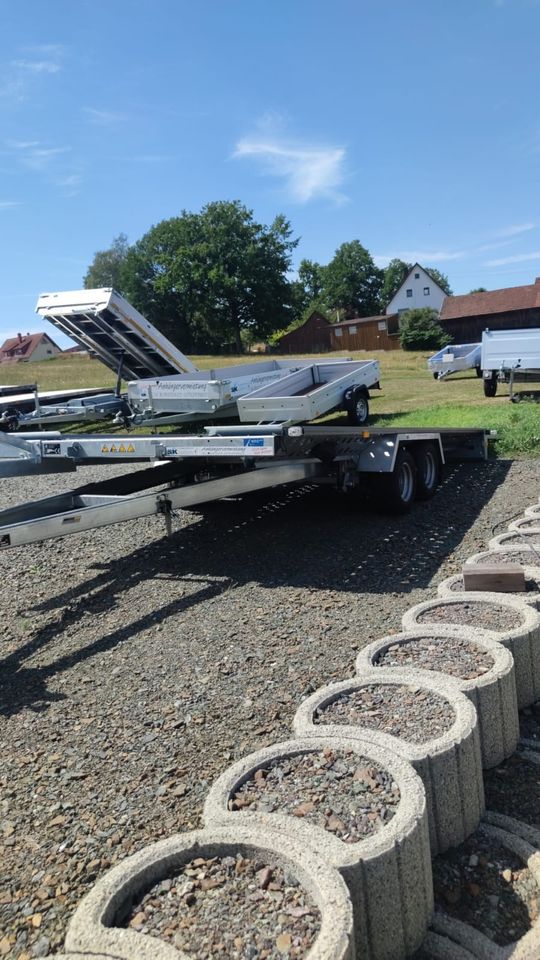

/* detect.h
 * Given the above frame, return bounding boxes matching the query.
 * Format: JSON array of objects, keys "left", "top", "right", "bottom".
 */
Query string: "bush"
[{"left": 399, "top": 308, "right": 451, "bottom": 351}]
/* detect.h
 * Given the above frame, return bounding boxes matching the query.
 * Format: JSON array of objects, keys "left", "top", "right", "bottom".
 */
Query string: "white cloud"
[
  {"left": 484, "top": 250, "right": 540, "bottom": 266},
  {"left": 233, "top": 134, "right": 347, "bottom": 203},
  {"left": 55, "top": 173, "right": 82, "bottom": 196},
  {"left": 493, "top": 222, "right": 535, "bottom": 238},
  {"left": 20, "top": 146, "right": 71, "bottom": 170},
  {"left": 0, "top": 201, "right": 21, "bottom": 209},
  {"left": 11, "top": 59, "right": 61, "bottom": 74},
  {"left": 83, "top": 107, "right": 124, "bottom": 125}
]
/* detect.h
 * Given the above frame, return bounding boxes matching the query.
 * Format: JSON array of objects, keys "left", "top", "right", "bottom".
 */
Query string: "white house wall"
[
  {"left": 386, "top": 265, "right": 446, "bottom": 316},
  {"left": 27, "top": 339, "right": 61, "bottom": 362}
]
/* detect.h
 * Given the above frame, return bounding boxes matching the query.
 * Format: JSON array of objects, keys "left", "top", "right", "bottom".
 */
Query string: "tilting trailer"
[
  {"left": 0, "top": 424, "right": 492, "bottom": 549},
  {"left": 481, "top": 328, "right": 540, "bottom": 399}
]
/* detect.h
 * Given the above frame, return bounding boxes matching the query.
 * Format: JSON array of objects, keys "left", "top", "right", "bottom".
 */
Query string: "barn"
[
  {"left": 328, "top": 313, "right": 401, "bottom": 352},
  {"left": 440, "top": 280, "right": 540, "bottom": 342},
  {"left": 275, "top": 311, "right": 332, "bottom": 353}
]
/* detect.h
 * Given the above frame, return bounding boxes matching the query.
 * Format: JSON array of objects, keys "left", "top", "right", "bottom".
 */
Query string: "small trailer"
[
  {"left": 427, "top": 344, "right": 481, "bottom": 380},
  {"left": 236, "top": 359, "right": 379, "bottom": 425},
  {"left": 0, "top": 423, "right": 492, "bottom": 549},
  {"left": 481, "top": 328, "right": 540, "bottom": 399}
]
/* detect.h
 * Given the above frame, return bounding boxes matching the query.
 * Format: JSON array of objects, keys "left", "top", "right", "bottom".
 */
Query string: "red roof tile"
[
  {"left": 440, "top": 280, "right": 540, "bottom": 321},
  {"left": 0, "top": 332, "right": 60, "bottom": 358}
]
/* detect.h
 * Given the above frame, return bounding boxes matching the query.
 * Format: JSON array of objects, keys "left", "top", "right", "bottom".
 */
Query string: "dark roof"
[
  {"left": 0, "top": 331, "right": 60, "bottom": 357},
  {"left": 440, "top": 279, "right": 540, "bottom": 321},
  {"left": 332, "top": 313, "right": 398, "bottom": 328}
]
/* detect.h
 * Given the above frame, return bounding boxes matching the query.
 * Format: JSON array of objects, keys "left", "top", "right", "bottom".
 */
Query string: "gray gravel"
[
  {"left": 0, "top": 457, "right": 539, "bottom": 957},
  {"left": 314, "top": 683, "right": 455, "bottom": 743},
  {"left": 230, "top": 747, "right": 400, "bottom": 842},
  {"left": 375, "top": 635, "right": 494, "bottom": 679},
  {"left": 123, "top": 854, "right": 321, "bottom": 959},
  {"left": 417, "top": 600, "right": 522, "bottom": 631}
]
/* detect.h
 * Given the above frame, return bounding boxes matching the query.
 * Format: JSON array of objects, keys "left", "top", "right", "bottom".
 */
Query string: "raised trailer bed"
[
  {"left": 481, "top": 327, "right": 540, "bottom": 399},
  {"left": 0, "top": 425, "right": 491, "bottom": 549},
  {"left": 427, "top": 343, "right": 481, "bottom": 380},
  {"left": 237, "top": 359, "right": 380, "bottom": 425}
]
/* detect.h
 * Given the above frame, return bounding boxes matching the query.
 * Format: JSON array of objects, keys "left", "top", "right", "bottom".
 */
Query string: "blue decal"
[{"left": 243, "top": 438, "right": 265, "bottom": 447}]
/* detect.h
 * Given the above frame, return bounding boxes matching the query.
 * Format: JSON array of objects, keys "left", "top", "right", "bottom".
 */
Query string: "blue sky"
[{"left": 1, "top": 0, "right": 540, "bottom": 346}]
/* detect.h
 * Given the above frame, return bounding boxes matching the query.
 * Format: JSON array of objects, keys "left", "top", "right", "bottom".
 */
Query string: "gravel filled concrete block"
[
  {"left": 65, "top": 825, "right": 354, "bottom": 960},
  {"left": 524, "top": 505, "right": 540, "bottom": 519},
  {"left": 203, "top": 736, "right": 432, "bottom": 960},
  {"left": 354, "top": 627, "right": 519, "bottom": 769},
  {"left": 489, "top": 531, "right": 540, "bottom": 552},
  {"left": 402, "top": 595, "right": 540, "bottom": 710},
  {"left": 430, "top": 821, "right": 540, "bottom": 960},
  {"left": 292, "top": 670, "right": 484, "bottom": 857},
  {"left": 508, "top": 518, "right": 540, "bottom": 535},
  {"left": 437, "top": 573, "right": 540, "bottom": 609}
]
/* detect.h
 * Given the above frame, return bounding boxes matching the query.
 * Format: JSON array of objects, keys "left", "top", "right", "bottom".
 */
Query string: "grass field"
[{"left": 3, "top": 350, "right": 540, "bottom": 457}]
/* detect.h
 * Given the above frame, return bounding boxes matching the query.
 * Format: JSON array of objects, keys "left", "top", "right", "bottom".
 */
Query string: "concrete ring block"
[
  {"left": 414, "top": 930, "right": 480, "bottom": 959},
  {"left": 203, "top": 735, "right": 432, "bottom": 960},
  {"left": 292, "top": 668, "right": 484, "bottom": 857},
  {"left": 65, "top": 825, "right": 354, "bottom": 960},
  {"left": 401, "top": 595, "right": 540, "bottom": 710},
  {"left": 354, "top": 627, "right": 519, "bottom": 769},
  {"left": 489, "top": 531, "right": 540, "bottom": 551},
  {"left": 465, "top": 547, "right": 540, "bottom": 571},
  {"left": 508, "top": 518, "right": 540, "bottom": 534},
  {"left": 437, "top": 573, "right": 540, "bottom": 609},
  {"left": 524, "top": 505, "right": 540, "bottom": 518},
  {"left": 430, "top": 820, "right": 540, "bottom": 960}
]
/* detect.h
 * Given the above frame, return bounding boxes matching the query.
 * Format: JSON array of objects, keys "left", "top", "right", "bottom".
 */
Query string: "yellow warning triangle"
[
  {"left": 101, "top": 445, "right": 109, "bottom": 454},
  {"left": 127, "top": 444, "right": 135, "bottom": 453},
  {"left": 110, "top": 444, "right": 117, "bottom": 453},
  {"left": 119, "top": 444, "right": 126, "bottom": 453}
]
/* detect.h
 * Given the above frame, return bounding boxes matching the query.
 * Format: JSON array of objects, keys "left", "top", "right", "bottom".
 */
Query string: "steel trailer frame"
[{"left": 0, "top": 425, "right": 492, "bottom": 550}]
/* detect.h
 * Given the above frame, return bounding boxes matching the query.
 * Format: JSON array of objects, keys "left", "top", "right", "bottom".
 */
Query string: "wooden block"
[{"left": 462, "top": 564, "right": 526, "bottom": 593}]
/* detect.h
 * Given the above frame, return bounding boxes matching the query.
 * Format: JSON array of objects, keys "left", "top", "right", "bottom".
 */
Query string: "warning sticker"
[
  {"left": 110, "top": 444, "right": 117, "bottom": 453},
  {"left": 127, "top": 444, "right": 135, "bottom": 453},
  {"left": 101, "top": 445, "right": 109, "bottom": 454},
  {"left": 119, "top": 444, "right": 126, "bottom": 453}
]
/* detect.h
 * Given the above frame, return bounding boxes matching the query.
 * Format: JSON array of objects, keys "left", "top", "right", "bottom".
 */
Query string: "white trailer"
[
  {"left": 0, "top": 423, "right": 492, "bottom": 549},
  {"left": 427, "top": 344, "right": 481, "bottom": 380},
  {"left": 481, "top": 328, "right": 540, "bottom": 399}
]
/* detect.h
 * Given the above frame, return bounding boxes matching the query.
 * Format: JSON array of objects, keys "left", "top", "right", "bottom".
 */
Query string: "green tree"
[
  {"left": 323, "top": 241, "right": 383, "bottom": 318},
  {"left": 120, "top": 202, "right": 297, "bottom": 353},
  {"left": 399, "top": 307, "right": 452, "bottom": 350},
  {"left": 380, "top": 258, "right": 412, "bottom": 307},
  {"left": 425, "top": 267, "right": 452, "bottom": 296},
  {"left": 83, "top": 233, "right": 130, "bottom": 290},
  {"left": 469, "top": 287, "right": 487, "bottom": 294},
  {"left": 399, "top": 308, "right": 451, "bottom": 351}
]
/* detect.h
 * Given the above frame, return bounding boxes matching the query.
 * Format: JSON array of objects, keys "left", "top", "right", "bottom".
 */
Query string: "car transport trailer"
[{"left": 0, "top": 424, "right": 492, "bottom": 549}]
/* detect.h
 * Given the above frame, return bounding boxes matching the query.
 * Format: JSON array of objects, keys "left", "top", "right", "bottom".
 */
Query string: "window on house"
[
  {"left": 423, "top": 286, "right": 430, "bottom": 296},
  {"left": 334, "top": 328, "right": 342, "bottom": 337},
  {"left": 348, "top": 325, "right": 357, "bottom": 335},
  {"left": 377, "top": 321, "right": 386, "bottom": 331},
  {"left": 406, "top": 289, "right": 413, "bottom": 297},
  {"left": 46, "top": 349, "right": 53, "bottom": 354},
  {"left": 414, "top": 273, "right": 420, "bottom": 279}
]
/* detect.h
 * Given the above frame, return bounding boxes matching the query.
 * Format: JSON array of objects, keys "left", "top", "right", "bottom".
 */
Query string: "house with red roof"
[
  {"left": 440, "top": 279, "right": 540, "bottom": 342},
  {"left": 0, "top": 331, "right": 62, "bottom": 364}
]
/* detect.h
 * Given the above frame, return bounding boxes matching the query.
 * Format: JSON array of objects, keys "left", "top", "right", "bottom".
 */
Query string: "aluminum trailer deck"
[
  {"left": 427, "top": 344, "right": 481, "bottom": 380},
  {"left": 481, "top": 328, "right": 540, "bottom": 399},
  {"left": 0, "top": 425, "right": 492, "bottom": 549}
]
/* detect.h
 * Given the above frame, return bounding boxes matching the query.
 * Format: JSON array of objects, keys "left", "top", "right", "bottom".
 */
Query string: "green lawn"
[{"left": 4, "top": 350, "right": 540, "bottom": 457}]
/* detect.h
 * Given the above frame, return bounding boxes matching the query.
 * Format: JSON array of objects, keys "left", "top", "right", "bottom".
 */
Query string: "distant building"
[
  {"left": 329, "top": 314, "right": 401, "bottom": 352},
  {"left": 385, "top": 263, "right": 448, "bottom": 316},
  {"left": 63, "top": 344, "right": 91, "bottom": 357},
  {"left": 440, "top": 279, "right": 540, "bottom": 342},
  {"left": 0, "top": 331, "right": 62, "bottom": 363},
  {"left": 276, "top": 311, "right": 332, "bottom": 353}
]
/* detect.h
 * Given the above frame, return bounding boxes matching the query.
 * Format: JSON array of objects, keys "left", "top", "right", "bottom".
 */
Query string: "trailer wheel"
[
  {"left": 414, "top": 443, "right": 441, "bottom": 500},
  {"left": 483, "top": 373, "right": 498, "bottom": 397},
  {"left": 376, "top": 448, "right": 417, "bottom": 513},
  {"left": 433, "top": 372, "right": 439, "bottom": 380},
  {"left": 346, "top": 391, "right": 369, "bottom": 426}
]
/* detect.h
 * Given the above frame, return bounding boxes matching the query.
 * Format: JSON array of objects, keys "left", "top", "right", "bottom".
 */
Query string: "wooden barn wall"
[
  {"left": 330, "top": 324, "right": 401, "bottom": 352},
  {"left": 278, "top": 317, "right": 331, "bottom": 353},
  {"left": 443, "top": 308, "right": 540, "bottom": 343}
]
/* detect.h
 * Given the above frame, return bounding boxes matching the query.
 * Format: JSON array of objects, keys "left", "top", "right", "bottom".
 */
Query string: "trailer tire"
[
  {"left": 345, "top": 389, "right": 369, "bottom": 426},
  {"left": 377, "top": 448, "right": 417, "bottom": 513},
  {"left": 414, "top": 442, "right": 441, "bottom": 500},
  {"left": 433, "top": 372, "right": 439, "bottom": 380},
  {"left": 483, "top": 373, "right": 498, "bottom": 397}
]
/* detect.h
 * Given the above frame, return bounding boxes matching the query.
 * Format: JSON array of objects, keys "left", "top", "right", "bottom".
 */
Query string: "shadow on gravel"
[{"left": 0, "top": 459, "right": 511, "bottom": 715}]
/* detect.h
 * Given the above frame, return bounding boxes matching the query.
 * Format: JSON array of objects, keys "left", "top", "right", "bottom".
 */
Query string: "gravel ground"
[
  {"left": 375, "top": 635, "right": 494, "bottom": 679},
  {"left": 0, "top": 456, "right": 539, "bottom": 958},
  {"left": 314, "top": 683, "right": 455, "bottom": 743},
  {"left": 432, "top": 827, "right": 539, "bottom": 945},
  {"left": 416, "top": 600, "right": 522, "bottom": 631},
  {"left": 230, "top": 747, "right": 400, "bottom": 842},
  {"left": 484, "top": 754, "right": 540, "bottom": 828},
  {"left": 123, "top": 854, "right": 320, "bottom": 959}
]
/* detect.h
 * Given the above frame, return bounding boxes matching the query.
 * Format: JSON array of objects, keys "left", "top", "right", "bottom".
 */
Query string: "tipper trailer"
[
  {"left": 0, "top": 424, "right": 492, "bottom": 550},
  {"left": 481, "top": 327, "right": 540, "bottom": 399}
]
